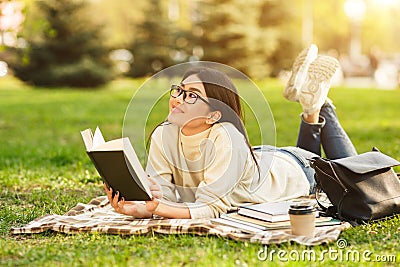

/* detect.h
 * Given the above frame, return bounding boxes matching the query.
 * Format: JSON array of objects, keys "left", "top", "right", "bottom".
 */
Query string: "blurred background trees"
[
  {"left": 1, "top": 0, "right": 400, "bottom": 87},
  {"left": 4, "top": 0, "right": 113, "bottom": 87},
  {"left": 127, "top": 0, "right": 175, "bottom": 77}
]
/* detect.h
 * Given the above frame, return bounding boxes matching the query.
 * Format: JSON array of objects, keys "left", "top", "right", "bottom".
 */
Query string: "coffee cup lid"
[{"left": 288, "top": 204, "right": 315, "bottom": 215}]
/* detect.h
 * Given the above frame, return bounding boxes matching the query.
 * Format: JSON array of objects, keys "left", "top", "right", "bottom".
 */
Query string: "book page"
[
  {"left": 122, "top": 138, "right": 152, "bottom": 197},
  {"left": 93, "top": 126, "right": 106, "bottom": 148},
  {"left": 80, "top": 129, "right": 93, "bottom": 151},
  {"left": 91, "top": 138, "right": 124, "bottom": 151}
]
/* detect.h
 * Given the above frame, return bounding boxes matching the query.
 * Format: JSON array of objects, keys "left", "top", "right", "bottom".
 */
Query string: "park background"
[
  {"left": 1, "top": 0, "right": 400, "bottom": 266},
  {"left": 1, "top": 0, "right": 400, "bottom": 86}
]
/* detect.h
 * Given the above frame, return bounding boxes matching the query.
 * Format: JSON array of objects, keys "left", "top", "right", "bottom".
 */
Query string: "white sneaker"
[
  {"left": 299, "top": 55, "right": 340, "bottom": 115},
  {"left": 283, "top": 44, "right": 318, "bottom": 102}
]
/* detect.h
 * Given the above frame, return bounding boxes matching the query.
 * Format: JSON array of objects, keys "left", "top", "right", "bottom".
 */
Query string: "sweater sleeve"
[
  {"left": 145, "top": 127, "right": 178, "bottom": 202},
  {"left": 187, "top": 127, "right": 251, "bottom": 219}
]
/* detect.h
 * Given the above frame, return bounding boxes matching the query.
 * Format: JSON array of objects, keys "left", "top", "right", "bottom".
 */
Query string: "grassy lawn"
[{"left": 0, "top": 76, "right": 399, "bottom": 266}]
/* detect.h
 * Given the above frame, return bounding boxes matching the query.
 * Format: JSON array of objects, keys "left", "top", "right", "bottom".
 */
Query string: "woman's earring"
[
  {"left": 206, "top": 111, "right": 221, "bottom": 124},
  {"left": 206, "top": 115, "right": 213, "bottom": 124}
]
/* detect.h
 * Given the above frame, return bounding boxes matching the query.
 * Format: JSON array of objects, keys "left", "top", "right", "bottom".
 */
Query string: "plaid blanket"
[{"left": 10, "top": 196, "right": 350, "bottom": 246}]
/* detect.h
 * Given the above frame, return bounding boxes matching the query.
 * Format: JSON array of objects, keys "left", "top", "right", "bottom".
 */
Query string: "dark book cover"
[
  {"left": 81, "top": 127, "right": 152, "bottom": 202},
  {"left": 88, "top": 150, "right": 151, "bottom": 201}
]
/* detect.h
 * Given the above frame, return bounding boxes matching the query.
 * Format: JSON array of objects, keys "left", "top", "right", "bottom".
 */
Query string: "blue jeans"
[{"left": 279, "top": 102, "right": 357, "bottom": 193}]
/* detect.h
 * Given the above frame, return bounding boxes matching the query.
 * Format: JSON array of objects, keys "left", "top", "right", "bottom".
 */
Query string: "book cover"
[
  {"left": 81, "top": 127, "right": 152, "bottom": 201},
  {"left": 238, "top": 201, "right": 292, "bottom": 222}
]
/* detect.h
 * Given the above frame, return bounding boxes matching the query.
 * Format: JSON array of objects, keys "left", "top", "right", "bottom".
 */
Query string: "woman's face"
[{"left": 167, "top": 76, "right": 212, "bottom": 135}]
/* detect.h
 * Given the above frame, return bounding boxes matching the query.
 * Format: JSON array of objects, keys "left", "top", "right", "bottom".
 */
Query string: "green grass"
[{"left": 0, "top": 76, "right": 399, "bottom": 266}]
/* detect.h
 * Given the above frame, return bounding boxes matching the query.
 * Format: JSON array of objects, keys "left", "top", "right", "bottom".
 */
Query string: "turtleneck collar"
[{"left": 179, "top": 125, "right": 213, "bottom": 147}]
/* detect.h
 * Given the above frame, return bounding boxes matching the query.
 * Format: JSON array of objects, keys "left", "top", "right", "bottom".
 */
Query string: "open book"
[{"left": 81, "top": 127, "right": 152, "bottom": 201}]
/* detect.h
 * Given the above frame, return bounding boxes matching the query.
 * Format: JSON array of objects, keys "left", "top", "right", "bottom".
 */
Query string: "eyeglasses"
[{"left": 169, "top": 85, "right": 210, "bottom": 105}]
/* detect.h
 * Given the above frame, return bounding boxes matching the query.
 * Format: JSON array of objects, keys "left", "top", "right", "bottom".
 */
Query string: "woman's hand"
[
  {"left": 145, "top": 176, "right": 163, "bottom": 213},
  {"left": 104, "top": 183, "right": 152, "bottom": 218}
]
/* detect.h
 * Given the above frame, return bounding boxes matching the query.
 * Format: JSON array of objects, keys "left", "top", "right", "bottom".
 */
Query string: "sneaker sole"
[
  {"left": 284, "top": 44, "right": 318, "bottom": 101},
  {"left": 293, "top": 44, "right": 318, "bottom": 90},
  {"left": 299, "top": 56, "right": 340, "bottom": 114}
]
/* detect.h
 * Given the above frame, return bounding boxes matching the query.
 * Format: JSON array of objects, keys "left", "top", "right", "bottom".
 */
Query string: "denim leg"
[
  {"left": 320, "top": 102, "right": 357, "bottom": 159},
  {"left": 296, "top": 102, "right": 357, "bottom": 159},
  {"left": 290, "top": 102, "right": 357, "bottom": 193},
  {"left": 296, "top": 114, "right": 325, "bottom": 156}
]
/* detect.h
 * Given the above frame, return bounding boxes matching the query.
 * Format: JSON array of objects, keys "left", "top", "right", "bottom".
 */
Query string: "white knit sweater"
[{"left": 146, "top": 122, "right": 309, "bottom": 219}]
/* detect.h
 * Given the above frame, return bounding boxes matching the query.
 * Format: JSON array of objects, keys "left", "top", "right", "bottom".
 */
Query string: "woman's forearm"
[{"left": 153, "top": 200, "right": 191, "bottom": 219}]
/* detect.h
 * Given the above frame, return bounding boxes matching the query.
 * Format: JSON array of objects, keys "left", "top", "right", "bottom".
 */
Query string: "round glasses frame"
[{"left": 169, "top": 85, "right": 210, "bottom": 105}]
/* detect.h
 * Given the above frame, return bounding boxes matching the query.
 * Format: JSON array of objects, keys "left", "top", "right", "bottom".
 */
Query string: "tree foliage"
[
  {"left": 125, "top": 0, "right": 298, "bottom": 79},
  {"left": 5, "top": 0, "right": 400, "bottom": 81},
  {"left": 192, "top": 0, "right": 271, "bottom": 78},
  {"left": 127, "top": 0, "right": 175, "bottom": 77},
  {"left": 192, "top": 0, "right": 301, "bottom": 78},
  {"left": 9, "top": 0, "right": 113, "bottom": 87}
]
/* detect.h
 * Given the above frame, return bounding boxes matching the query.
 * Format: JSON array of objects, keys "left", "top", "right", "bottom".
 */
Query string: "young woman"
[{"left": 105, "top": 44, "right": 358, "bottom": 219}]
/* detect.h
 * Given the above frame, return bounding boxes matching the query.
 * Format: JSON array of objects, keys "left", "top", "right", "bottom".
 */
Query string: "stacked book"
[{"left": 211, "top": 201, "right": 341, "bottom": 234}]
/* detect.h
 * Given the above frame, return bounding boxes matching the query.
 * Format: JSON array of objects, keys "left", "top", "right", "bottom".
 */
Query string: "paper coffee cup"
[{"left": 289, "top": 204, "right": 316, "bottom": 237}]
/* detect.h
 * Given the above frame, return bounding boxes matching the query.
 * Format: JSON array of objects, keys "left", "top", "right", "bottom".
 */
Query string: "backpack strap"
[{"left": 315, "top": 175, "right": 359, "bottom": 226}]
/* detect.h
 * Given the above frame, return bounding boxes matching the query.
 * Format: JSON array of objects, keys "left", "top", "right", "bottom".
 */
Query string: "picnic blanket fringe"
[{"left": 10, "top": 196, "right": 351, "bottom": 246}]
